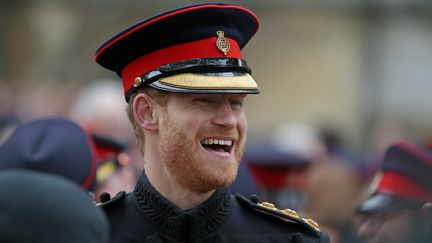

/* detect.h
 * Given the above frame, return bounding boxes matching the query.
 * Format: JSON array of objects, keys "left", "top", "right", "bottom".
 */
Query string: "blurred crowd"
[{"left": 0, "top": 78, "right": 431, "bottom": 243}]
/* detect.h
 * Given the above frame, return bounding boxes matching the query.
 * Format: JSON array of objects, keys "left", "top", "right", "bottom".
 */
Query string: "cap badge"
[{"left": 216, "top": 30, "right": 230, "bottom": 55}]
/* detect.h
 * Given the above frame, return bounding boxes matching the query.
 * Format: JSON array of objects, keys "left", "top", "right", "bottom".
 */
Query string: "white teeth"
[{"left": 201, "top": 139, "right": 233, "bottom": 146}]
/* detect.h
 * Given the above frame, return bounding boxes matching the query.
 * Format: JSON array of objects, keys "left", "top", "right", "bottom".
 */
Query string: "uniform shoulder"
[
  {"left": 96, "top": 191, "right": 126, "bottom": 209},
  {"left": 234, "top": 194, "right": 326, "bottom": 238}
]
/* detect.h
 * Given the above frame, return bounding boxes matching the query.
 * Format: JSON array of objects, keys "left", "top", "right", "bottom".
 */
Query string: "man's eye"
[
  {"left": 195, "top": 98, "right": 215, "bottom": 104},
  {"left": 196, "top": 98, "right": 209, "bottom": 102},
  {"left": 230, "top": 100, "right": 243, "bottom": 109}
]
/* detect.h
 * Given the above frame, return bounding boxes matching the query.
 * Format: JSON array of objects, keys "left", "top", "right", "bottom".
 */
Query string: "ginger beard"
[{"left": 158, "top": 109, "right": 244, "bottom": 193}]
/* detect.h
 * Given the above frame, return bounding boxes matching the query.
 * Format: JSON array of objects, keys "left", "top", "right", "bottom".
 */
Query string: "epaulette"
[
  {"left": 235, "top": 194, "right": 321, "bottom": 235},
  {"left": 96, "top": 191, "right": 126, "bottom": 208}
]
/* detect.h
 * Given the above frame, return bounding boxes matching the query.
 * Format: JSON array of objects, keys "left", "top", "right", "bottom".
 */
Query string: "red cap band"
[
  {"left": 93, "top": 143, "right": 118, "bottom": 163},
  {"left": 378, "top": 171, "right": 432, "bottom": 202},
  {"left": 250, "top": 166, "right": 289, "bottom": 190},
  {"left": 82, "top": 132, "right": 98, "bottom": 190},
  {"left": 121, "top": 37, "right": 241, "bottom": 96}
]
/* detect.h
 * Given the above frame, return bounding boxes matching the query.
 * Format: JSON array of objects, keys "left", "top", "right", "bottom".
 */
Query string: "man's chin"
[{"left": 194, "top": 171, "right": 238, "bottom": 192}]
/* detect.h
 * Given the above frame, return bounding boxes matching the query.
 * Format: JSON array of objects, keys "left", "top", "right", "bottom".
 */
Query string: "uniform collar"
[{"left": 133, "top": 172, "right": 232, "bottom": 241}]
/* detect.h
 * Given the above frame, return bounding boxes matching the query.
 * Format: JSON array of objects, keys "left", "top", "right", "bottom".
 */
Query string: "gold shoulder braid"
[
  {"left": 235, "top": 194, "right": 321, "bottom": 235},
  {"left": 257, "top": 201, "right": 321, "bottom": 232}
]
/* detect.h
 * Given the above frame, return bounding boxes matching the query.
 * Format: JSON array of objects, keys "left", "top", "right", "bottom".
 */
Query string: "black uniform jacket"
[{"left": 99, "top": 173, "right": 330, "bottom": 243}]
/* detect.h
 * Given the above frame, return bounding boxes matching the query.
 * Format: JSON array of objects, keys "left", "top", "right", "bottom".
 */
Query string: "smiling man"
[{"left": 96, "top": 3, "right": 329, "bottom": 243}]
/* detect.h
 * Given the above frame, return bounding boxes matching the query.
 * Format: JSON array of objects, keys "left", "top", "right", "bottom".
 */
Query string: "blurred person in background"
[
  {"left": 0, "top": 82, "right": 22, "bottom": 144},
  {"left": 228, "top": 158, "right": 260, "bottom": 196},
  {"left": 68, "top": 79, "right": 133, "bottom": 142},
  {"left": 94, "top": 3, "right": 329, "bottom": 242},
  {"left": 305, "top": 152, "right": 372, "bottom": 243},
  {"left": 91, "top": 132, "right": 131, "bottom": 202},
  {"left": 0, "top": 117, "right": 128, "bottom": 201},
  {"left": 69, "top": 79, "right": 141, "bottom": 200},
  {"left": 0, "top": 117, "right": 99, "bottom": 191},
  {"left": 14, "top": 81, "right": 78, "bottom": 120},
  {"left": 0, "top": 169, "right": 108, "bottom": 243},
  {"left": 304, "top": 128, "right": 375, "bottom": 243},
  {"left": 244, "top": 122, "right": 326, "bottom": 212},
  {"left": 356, "top": 140, "right": 432, "bottom": 243}
]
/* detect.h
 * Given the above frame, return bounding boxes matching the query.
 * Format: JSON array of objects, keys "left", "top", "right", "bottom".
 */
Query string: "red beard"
[{"left": 158, "top": 110, "right": 244, "bottom": 193}]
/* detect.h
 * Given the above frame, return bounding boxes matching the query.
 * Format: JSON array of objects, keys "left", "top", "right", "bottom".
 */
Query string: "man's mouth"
[{"left": 200, "top": 138, "right": 233, "bottom": 153}]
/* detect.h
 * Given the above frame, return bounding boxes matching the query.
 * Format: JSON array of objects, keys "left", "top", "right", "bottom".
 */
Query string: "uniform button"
[
  {"left": 99, "top": 192, "right": 111, "bottom": 203},
  {"left": 248, "top": 194, "right": 259, "bottom": 203}
]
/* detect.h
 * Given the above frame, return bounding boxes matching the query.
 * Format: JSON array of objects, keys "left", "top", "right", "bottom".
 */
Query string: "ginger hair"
[{"left": 126, "top": 88, "right": 168, "bottom": 155}]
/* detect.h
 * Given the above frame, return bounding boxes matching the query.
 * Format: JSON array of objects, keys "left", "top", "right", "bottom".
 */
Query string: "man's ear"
[{"left": 132, "top": 93, "right": 159, "bottom": 131}]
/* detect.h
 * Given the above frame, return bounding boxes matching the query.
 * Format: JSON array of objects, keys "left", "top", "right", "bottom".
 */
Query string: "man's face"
[
  {"left": 158, "top": 93, "right": 247, "bottom": 193},
  {"left": 357, "top": 210, "right": 415, "bottom": 243}
]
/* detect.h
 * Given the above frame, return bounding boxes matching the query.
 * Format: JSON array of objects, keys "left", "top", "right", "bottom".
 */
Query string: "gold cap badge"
[{"left": 216, "top": 30, "right": 230, "bottom": 55}]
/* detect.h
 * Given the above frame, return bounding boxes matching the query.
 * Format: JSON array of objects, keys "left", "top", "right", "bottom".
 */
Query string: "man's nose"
[{"left": 212, "top": 101, "right": 237, "bottom": 129}]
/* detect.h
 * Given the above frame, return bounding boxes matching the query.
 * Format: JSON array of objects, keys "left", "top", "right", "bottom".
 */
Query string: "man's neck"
[{"left": 143, "top": 160, "right": 215, "bottom": 210}]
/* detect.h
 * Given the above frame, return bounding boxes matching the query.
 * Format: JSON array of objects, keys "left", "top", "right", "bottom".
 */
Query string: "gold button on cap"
[{"left": 134, "top": 77, "right": 142, "bottom": 87}]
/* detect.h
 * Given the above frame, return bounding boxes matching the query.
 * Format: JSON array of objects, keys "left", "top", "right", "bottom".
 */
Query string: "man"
[
  {"left": 69, "top": 79, "right": 139, "bottom": 200},
  {"left": 0, "top": 170, "right": 109, "bottom": 243},
  {"left": 244, "top": 122, "right": 325, "bottom": 211},
  {"left": 0, "top": 117, "right": 99, "bottom": 190},
  {"left": 69, "top": 79, "right": 133, "bottom": 142},
  {"left": 0, "top": 117, "right": 128, "bottom": 197},
  {"left": 96, "top": 3, "right": 329, "bottom": 242},
  {"left": 92, "top": 132, "right": 132, "bottom": 201},
  {"left": 356, "top": 140, "right": 432, "bottom": 243}
]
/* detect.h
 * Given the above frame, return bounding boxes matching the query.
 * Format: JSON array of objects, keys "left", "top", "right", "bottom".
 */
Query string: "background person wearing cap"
[
  {"left": 0, "top": 170, "right": 109, "bottom": 243},
  {"left": 0, "top": 117, "right": 129, "bottom": 200},
  {"left": 68, "top": 79, "right": 140, "bottom": 202},
  {"left": 244, "top": 122, "right": 326, "bottom": 212},
  {"left": 0, "top": 117, "right": 99, "bottom": 191},
  {"left": 356, "top": 140, "right": 432, "bottom": 243},
  {"left": 95, "top": 3, "right": 329, "bottom": 243},
  {"left": 91, "top": 132, "right": 132, "bottom": 202}
]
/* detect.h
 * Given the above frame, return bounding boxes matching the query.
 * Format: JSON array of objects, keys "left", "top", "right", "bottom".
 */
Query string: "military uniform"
[
  {"left": 100, "top": 173, "right": 329, "bottom": 243},
  {"left": 95, "top": 3, "right": 330, "bottom": 243}
]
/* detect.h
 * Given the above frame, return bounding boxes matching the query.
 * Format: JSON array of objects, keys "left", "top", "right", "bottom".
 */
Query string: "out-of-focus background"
[
  {"left": 2, "top": 0, "right": 432, "bottom": 149},
  {"left": 1, "top": 1, "right": 432, "bottom": 242}
]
